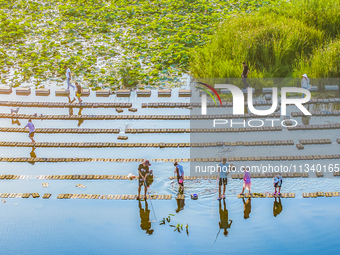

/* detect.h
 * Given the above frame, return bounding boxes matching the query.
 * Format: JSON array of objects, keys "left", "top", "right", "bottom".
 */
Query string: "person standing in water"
[
  {"left": 273, "top": 174, "right": 282, "bottom": 195},
  {"left": 240, "top": 167, "right": 251, "bottom": 194},
  {"left": 75, "top": 82, "right": 83, "bottom": 103},
  {"left": 64, "top": 65, "right": 75, "bottom": 91},
  {"left": 217, "top": 157, "right": 231, "bottom": 200},
  {"left": 174, "top": 162, "right": 184, "bottom": 193},
  {"left": 137, "top": 160, "right": 151, "bottom": 200},
  {"left": 301, "top": 74, "right": 310, "bottom": 98},
  {"left": 241, "top": 62, "right": 250, "bottom": 89},
  {"left": 24, "top": 119, "right": 35, "bottom": 143}
]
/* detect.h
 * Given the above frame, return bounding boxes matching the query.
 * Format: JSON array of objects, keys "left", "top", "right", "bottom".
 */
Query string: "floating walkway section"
[
  {"left": 142, "top": 98, "right": 340, "bottom": 108},
  {"left": 0, "top": 101, "right": 132, "bottom": 108},
  {"left": 288, "top": 124, "right": 340, "bottom": 131},
  {"left": 0, "top": 127, "right": 120, "bottom": 134},
  {"left": 303, "top": 192, "right": 339, "bottom": 198},
  {"left": 2, "top": 173, "right": 338, "bottom": 180},
  {"left": 0, "top": 193, "right": 42, "bottom": 198},
  {"left": 237, "top": 193, "right": 295, "bottom": 198},
  {"left": 230, "top": 172, "right": 309, "bottom": 178},
  {"left": 169, "top": 173, "right": 309, "bottom": 179},
  {"left": 1, "top": 154, "right": 340, "bottom": 163},
  {"left": 0, "top": 113, "right": 280, "bottom": 120},
  {"left": 2, "top": 192, "right": 340, "bottom": 199},
  {"left": 7, "top": 125, "right": 340, "bottom": 134},
  {"left": 125, "top": 127, "right": 282, "bottom": 133},
  {"left": 0, "top": 140, "right": 296, "bottom": 148},
  {"left": 292, "top": 110, "right": 340, "bottom": 117},
  {"left": 57, "top": 194, "right": 172, "bottom": 200}
]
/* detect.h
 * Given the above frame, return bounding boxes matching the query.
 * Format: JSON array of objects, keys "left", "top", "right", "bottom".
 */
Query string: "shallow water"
[{"left": 1, "top": 88, "right": 340, "bottom": 254}]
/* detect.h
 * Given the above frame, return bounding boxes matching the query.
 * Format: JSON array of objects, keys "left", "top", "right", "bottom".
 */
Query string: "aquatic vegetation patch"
[{"left": 0, "top": 0, "right": 274, "bottom": 88}]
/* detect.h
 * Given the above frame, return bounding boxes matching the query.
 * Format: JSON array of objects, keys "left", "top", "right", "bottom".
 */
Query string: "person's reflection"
[
  {"left": 12, "top": 118, "right": 21, "bottom": 126},
  {"left": 77, "top": 107, "right": 84, "bottom": 127},
  {"left": 139, "top": 200, "right": 154, "bottom": 235},
  {"left": 301, "top": 116, "right": 311, "bottom": 125},
  {"left": 273, "top": 197, "right": 283, "bottom": 217},
  {"left": 67, "top": 95, "right": 75, "bottom": 115},
  {"left": 28, "top": 146, "right": 36, "bottom": 165},
  {"left": 219, "top": 200, "right": 232, "bottom": 236},
  {"left": 242, "top": 198, "right": 251, "bottom": 219},
  {"left": 176, "top": 196, "right": 185, "bottom": 213}
]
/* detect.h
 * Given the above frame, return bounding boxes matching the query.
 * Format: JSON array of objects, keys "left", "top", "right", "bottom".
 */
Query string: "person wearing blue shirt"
[
  {"left": 174, "top": 162, "right": 184, "bottom": 193},
  {"left": 218, "top": 158, "right": 231, "bottom": 200}
]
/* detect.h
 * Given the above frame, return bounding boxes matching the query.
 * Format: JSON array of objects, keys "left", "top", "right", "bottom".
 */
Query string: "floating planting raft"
[
  {"left": 1, "top": 155, "right": 340, "bottom": 163},
  {"left": 0, "top": 128, "right": 120, "bottom": 134},
  {"left": 0, "top": 173, "right": 314, "bottom": 180},
  {"left": 0, "top": 113, "right": 281, "bottom": 120},
  {"left": 0, "top": 101, "right": 132, "bottom": 108},
  {"left": 0, "top": 140, "right": 296, "bottom": 148},
  {"left": 3, "top": 192, "right": 340, "bottom": 199}
]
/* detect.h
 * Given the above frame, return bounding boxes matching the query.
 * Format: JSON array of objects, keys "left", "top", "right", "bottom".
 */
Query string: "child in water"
[
  {"left": 273, "top": 174, "right": 282, "bottom": 195},
  {"left": 240, "top": 167, "right": 251, "bottom": 194}
]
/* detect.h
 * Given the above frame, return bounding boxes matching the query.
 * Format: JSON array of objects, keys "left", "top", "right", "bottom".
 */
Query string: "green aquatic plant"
[{"left": 0, "top": 0, "right": 273, "bottom": 87}]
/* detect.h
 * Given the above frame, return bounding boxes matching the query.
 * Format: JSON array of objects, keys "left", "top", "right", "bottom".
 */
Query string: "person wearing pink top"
[{"left": 240, "top": 167, "right": 251, "bottom": 194}]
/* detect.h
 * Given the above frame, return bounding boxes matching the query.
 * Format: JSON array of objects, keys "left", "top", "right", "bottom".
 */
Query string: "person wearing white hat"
[{"left": 301, "top": 74, "right": 310, "bottom": 98}]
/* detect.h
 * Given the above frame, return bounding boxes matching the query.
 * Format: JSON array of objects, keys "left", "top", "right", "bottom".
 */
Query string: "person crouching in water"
[
  {"left": 137, "top": 160, "right": 151, "bottom": 200},
  {"left": 273, "top": 174, "right": 282, "bottom": 195},
  {"left": 217, "top": 157, "right": 231, "bottom": 200},
  {"left": 174, "top": 162, "right": 184, "bottom": 193},
  {"left": 240, "top": 167, "right": 251, "bottom": 194}
]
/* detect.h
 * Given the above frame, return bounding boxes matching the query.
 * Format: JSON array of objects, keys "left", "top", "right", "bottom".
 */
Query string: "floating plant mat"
[{"left": 0, "top": 0, "right": 274, "bottom": 88}]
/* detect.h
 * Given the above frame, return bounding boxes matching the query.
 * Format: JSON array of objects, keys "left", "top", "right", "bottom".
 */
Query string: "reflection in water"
[
  {"left": 139, "top": 200, "right": 154, "bottom": 235},
  {"left": 243, "top": 198, "right": 251, "bottom": 219},
  {"left": 77, "top": 108, "right": 84, "bottom": 127},
  {"left": 176, "top": 196, "right": 185, "bottom": 213},
  {"left": 301, "top": 116, "right": 311, "bottom": 125},
  {"left": 67, "top": 95, "right": 76, "bottom": 115},
  {"left": 301, "top": 106, "right": 311, "bottom": 125},
  {"left": 28, "top": 147, "right": 36, "bottom": 165},
  {"left": 273, "top": 197, "right": 283, "bottom": 217},
  {"left": 219, "top": 200, "right": 232, "bottom": 236},
  {"left": 11, "top": 118, "right": 21, "bottom": 126}
]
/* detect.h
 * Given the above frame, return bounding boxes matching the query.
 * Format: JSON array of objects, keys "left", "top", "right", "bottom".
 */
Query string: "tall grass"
[
  {"left": 261, "top": 0, "right": 340, "bottom": 39},
  {"left": 190, "top": 15, "right": 323, "bottom": 78},
  {"left": 294, "top": 39, "right": 340, "bottom": 78},
  {"left": 190, "top": 0, "right": 340, "bottom": 80}
]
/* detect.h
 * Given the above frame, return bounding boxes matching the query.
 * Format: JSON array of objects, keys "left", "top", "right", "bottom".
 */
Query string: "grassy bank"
[{"left": 190, "top": 0, "right": 340, "bottom": 83}]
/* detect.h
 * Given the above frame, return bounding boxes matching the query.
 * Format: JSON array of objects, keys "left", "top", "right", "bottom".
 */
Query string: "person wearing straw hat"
[
  {"left": 137, "top": 160, "right": 151, "bottom": 200},
  {"left": 301, "top": 74, "right": 310, "bottom": 98}
]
